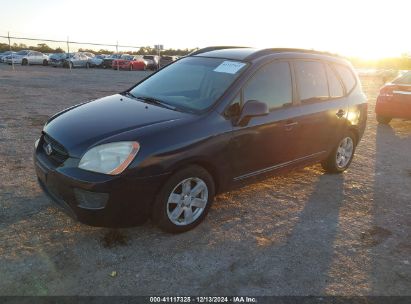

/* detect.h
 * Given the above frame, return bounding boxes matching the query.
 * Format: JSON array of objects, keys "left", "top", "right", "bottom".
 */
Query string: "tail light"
[{"left": 379, "top": 85, "right": 397, "bottom": 97}]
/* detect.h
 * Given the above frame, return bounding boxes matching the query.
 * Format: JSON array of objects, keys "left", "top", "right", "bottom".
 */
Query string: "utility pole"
[
  {"left": 67, "top": 36, "right": 71, "bottom": 71},
  {"left": 8, "top": 32, "right": 14, "bottom": 71}
]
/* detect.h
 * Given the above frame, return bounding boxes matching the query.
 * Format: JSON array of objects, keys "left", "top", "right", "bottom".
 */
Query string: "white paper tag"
[{"left": 213, "top": 61, "right": 246, "bottom": 74}]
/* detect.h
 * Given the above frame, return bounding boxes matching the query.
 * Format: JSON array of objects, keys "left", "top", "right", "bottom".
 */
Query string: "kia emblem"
[{"left": 45, "top": 143, "right": 53, "bottom": 155}]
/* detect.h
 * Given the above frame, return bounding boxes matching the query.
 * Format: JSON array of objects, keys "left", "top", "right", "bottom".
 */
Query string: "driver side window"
[{"left": 243, "top": 61, "right": 293, "bottom": 110}]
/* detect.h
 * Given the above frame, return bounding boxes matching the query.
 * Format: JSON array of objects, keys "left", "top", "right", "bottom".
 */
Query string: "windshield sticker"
[{"left": 213, "top": 61, "right": 246, "bottom": 74}]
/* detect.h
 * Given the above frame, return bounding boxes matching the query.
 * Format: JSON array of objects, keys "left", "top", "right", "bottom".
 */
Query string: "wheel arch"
[
  {"left": 168, "top": 158, "right": 222, "bottom": 194},
  {"left": 347, "top": 126, "right": 360, "bottom": 145}
]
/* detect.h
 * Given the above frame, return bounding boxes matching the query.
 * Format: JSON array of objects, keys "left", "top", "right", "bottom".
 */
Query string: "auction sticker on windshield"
[{"left": 213, "top": 61, "right": 246, "bottom": 74}]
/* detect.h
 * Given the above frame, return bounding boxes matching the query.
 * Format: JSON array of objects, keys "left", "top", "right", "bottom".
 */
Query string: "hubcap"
[
  {"left": 166, "top": 177, "right": 208, "bottom": 226},
  {"left": 336, "top": 137, "right": 354, "bottom": 169}
]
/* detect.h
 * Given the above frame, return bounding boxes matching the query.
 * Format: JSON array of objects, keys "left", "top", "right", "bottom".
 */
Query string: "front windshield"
[{"left": 129, "top": 57, "right": 247, "bottom": 112}]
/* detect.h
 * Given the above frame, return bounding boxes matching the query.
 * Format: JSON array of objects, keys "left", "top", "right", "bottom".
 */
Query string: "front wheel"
[
  {"left": 152, "top": 165, "right": 215, "bottom": 233},
  {"left": 22, "top": 59, "right": 28, "bottom": 66},
  {"left": 321, "top": 131, "right": 357, "bottom": 174},
  {"left": 43, "top": 59, "right": 48, "bottom": 66},
  {"left": 376, "top": 115, "right": 392, "bottom": 125}
]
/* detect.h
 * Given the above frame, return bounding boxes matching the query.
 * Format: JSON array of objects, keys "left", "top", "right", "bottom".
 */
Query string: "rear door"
[{"left": 292, "top": 60, "right": 348, "bottom": 158}]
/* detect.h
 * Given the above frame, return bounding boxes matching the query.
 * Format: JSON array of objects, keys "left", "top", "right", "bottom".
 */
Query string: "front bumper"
[
  {"left": 6, "top": 58, "right": 22, "bottom": 64},
  {"left": 50, "top": 61, "right": 65, "bottom": 67},
  {"left": 34, "top": 137, "right": 170, "bottom": 227}
]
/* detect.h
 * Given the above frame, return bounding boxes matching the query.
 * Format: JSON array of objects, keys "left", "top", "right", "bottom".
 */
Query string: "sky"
[{"left": 0, "top": 0, "right": 409, "bottom": 59}]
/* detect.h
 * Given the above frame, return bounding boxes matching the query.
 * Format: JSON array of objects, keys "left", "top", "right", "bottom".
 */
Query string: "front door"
[{"left": 229, "top": 60, "right": 301, "bottom": 180}]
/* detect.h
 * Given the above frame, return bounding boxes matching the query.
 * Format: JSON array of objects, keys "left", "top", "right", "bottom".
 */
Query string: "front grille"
[{"left": 42, "top": 133, "right": 69, "bottom": 165}]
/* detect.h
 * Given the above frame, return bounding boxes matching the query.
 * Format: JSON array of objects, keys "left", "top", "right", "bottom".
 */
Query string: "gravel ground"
[{"left": 0, "top": 64, "right": 410, "bottom": 296}]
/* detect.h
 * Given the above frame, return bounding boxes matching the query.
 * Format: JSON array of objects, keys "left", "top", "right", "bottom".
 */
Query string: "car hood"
[{"left": 44, "top": 94, "right": 193, "bottom": 157}]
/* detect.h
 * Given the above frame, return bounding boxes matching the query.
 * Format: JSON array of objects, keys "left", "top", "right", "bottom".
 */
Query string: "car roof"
[{"left": 191, "top": 46, "right": 348, "bottom": 64}]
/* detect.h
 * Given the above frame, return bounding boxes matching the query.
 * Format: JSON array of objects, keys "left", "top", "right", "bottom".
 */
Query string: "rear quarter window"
[
  {"left": 294, "top": 61, "right": 329, "bottom": 102},
  {"left": 333, "top": 64, "right": 357, "bottom": 93},
  {"left": 325, "top": 64, "right": 344, "bottom": 98}
]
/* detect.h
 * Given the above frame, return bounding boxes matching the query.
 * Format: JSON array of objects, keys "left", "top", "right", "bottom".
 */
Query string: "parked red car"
[
  {"left": 112, "top": 55, "right": 147, "bottom": 71},
  {"left": 376, "top": 71, "right": 411, "bottom": 124}
]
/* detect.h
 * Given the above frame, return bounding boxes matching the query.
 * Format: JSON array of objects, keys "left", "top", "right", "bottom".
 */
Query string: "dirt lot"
[{"left": 0, "top": 64, "right": 410, "bottom": 296}]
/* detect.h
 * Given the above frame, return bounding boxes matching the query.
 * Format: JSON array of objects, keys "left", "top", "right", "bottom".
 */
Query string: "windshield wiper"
[
  {"left": 135, "top": 96, "right": 177, "bottom": 110},
  {"left": 123, "top": 91, "right": 137, "bottom": 99}
]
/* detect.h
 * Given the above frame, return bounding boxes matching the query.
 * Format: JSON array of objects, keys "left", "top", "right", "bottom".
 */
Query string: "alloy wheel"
[
  {"left": 166, "top": 177, "right": 208, "bottom": 226},
  {"left": 336, "top": 137, "right": 354, "bottom": 169}
]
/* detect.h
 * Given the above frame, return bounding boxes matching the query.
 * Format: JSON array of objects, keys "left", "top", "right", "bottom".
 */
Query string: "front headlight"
[{"left": 78, "top": 141, "right": 140, "bottom": 175}]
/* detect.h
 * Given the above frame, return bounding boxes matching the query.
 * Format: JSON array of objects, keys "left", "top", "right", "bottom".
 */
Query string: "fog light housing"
[{"left": 74, "top": 188, "right": 109, "bottom": 210}]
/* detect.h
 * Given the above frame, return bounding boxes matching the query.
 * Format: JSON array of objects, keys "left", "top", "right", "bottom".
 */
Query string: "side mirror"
[{"left": 237, "top": 100, "right": 269, "bottom": 126}]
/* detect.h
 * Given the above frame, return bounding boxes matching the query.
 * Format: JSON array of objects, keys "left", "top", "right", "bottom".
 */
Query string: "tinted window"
[
  {"left": 325, "top": 64, "right": 344, "bottom": 97},
  {"left": 243, "top": 61, "right": 292, "bottom": 109},
  {"left": 295, "top": 61, "right": 329, "bottom": 102},
  {"left": 334, "top": 64, "right": 356, "bottom": 93}
]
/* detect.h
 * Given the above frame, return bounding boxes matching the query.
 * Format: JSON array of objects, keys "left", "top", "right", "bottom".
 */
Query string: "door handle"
[
  {"left": 284, "top": 121, "right": 298, "bottom": 131},
  {"left": 336, "top": 109, "right": 346, "bottom": 118}
]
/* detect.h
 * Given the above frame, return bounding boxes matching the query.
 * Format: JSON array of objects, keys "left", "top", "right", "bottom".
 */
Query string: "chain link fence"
[{"left": 0, "top": 32, "right": 195, "bottom": 71}]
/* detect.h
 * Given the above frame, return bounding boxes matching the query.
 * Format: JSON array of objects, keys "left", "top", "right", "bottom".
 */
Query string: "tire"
[
  {"left": 22, "top": 59, "right": 28, "bottom": 66},
  {"left": 321, "top": 130, "right": 357, "bottom": 174},
  {"left": 376, "top": 115, "right": 392, "bottom": 125},
  {"left": 43, "top": 59, "right": 48, "bottom": 66},
  {"left": 86, "top": 62, "right": 90, "bottom": 69},
  {"left": 129, "top": 64, "right": 133, "bottom": 71},
  {"left": 151, "top": 165, "right": 215, "bottom": 233}
]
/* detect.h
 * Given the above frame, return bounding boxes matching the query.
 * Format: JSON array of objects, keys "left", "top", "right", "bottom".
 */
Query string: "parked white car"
[
  {"left": 5, "top": 50, "right": 49, "bottom": 66},
  {"left": 88, "top": 54, "right": 108, "bottom": 67}
]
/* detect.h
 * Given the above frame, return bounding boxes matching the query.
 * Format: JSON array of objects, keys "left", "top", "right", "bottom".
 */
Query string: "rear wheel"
[
  {"left": 322, "top": 130, "right": 357, "bottom": 174},
  {"left": 152, "top": 165, "right": 215, "bottom": 233},
  {"left": 43, "top": 59, "right": 48, "bottom": 66},
  {"left": 376, "top": 115, "right": 392, "bottom": 125}
]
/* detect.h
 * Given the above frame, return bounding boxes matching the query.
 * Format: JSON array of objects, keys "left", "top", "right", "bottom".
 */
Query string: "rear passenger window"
[
  {"left": 243, "top": 61, "right": 292, "bottom": 110},
  {"left": 333, "top": 64, "right": 356, "bottom": 93},
  {"left": 325, "top": 64, "right": 344, "bottom": 98},
  {"left": 295, "top": 61, "right": 329, "bottom": 102}
]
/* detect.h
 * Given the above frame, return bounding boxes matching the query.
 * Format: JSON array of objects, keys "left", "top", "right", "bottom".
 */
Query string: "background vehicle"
[
  {"left": 89, "top": 54, "right": 108, "bottom": 67},
  {"left": 0, "top": 51, "right": 16, "bottom": 63},
  {"left": 34, "top": 47, "right": 367, "bottom": 233},
  {"left": 143, "top": 55, "right": 160, "bottom": 70},
  {"left": 375, "top": 71, "right": 411, "bottom": 124},
  {"left": 102, "top": 54, "right": 125, "bottom": 69},
  {"left": 49, "top": 53, "right": 69, "bottom": 67},
  {"left": 62, "top": 52, "right": 91, "bottom": 68},
  {"left": 111, "top": 55, "right": 147, "bottom": 70},
  {"left": 159, "top": 55, "right": 178, "bottom": 67},
  {"left": 5, "top": 50, "right": 49, "bottom": 65}
]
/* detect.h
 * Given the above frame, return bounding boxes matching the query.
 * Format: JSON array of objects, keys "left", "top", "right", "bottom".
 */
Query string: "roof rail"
[
  {"left": 245, "top": 48, "right": 343, "bottom": 60},
  {"left": 189, "top": 46, "right": 249, "bottom": 56}
]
